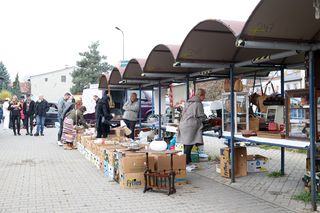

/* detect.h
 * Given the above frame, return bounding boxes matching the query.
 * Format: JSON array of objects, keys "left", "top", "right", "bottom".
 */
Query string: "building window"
[
  {"left": 45, "top": 78, "right": 48, "bottom": 82},
  {"left": 286, "top": 84, "right": 290, "bottom": 90},
  {"left": 61, "top": 75, "right": 66, "bottom": 83}
]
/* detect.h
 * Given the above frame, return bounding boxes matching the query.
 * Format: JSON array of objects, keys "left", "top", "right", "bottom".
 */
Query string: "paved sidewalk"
[
  {"left": 202, "top": 136, "right": 312, "bottom": 212},
  {"left": 0, "top": 127, "right": 298, "bottom": 213}
]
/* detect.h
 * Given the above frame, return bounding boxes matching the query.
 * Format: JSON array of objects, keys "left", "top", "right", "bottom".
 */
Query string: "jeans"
[
  {"left": 36, "top": 115, "right": 45, "bottom": 134},
  {"left": 11, "top": 115, "right": 21, "bottom": 135},
  {"left": 58, "top": 119, "right": 63, "bottom": 141},
  {"left": 24, "top": 114, "right": 34, "bottom": 134},
  {"left": 184, "top": 145, "right": 194, "bottom": 165},
  {"left": 124, "top": 119, "right": 136, "bottom": 140}
]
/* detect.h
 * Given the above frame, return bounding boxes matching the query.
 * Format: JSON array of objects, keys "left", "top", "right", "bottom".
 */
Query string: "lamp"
[{"left": 115, "top": 27, "right": 125, "bottom": 61}]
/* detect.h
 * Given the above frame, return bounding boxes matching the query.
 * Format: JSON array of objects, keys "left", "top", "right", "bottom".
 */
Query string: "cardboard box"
[
  {"left": 120, "top": 155, "right": 155, "bottom": 173},
  {"left": 220, "top": 147, "right": 247, "bottom": 178},
  {"left": 152, "top": 154, "right": 186, "bottom": 172},
  {"left": 119, "top": 172, "right": 145, "bottom": 189},
  {"left": 247, "top": 155, "right": 269, "bottom": 172}
]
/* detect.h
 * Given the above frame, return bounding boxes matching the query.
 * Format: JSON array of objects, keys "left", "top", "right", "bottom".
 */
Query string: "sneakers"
[
  {"left": 30, "top": 133, "right": 33, "bottom": 136},
  {"left": 26, "top": 133, "right": 29, "bottom": 135},
  {"left": 34, "top": 133, "right": 39, "bottom": 136},
  {"left": 186, "top": 164, "right": 198, "bottom": 172},
  {"left": 57, "top": 140, "right": 63, "bottom": 146},
  {"left": 41, "top": 133, "right": 44, "bottom": 136}
]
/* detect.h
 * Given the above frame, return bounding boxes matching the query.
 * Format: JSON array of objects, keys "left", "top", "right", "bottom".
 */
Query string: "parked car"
[{"left": 44, "top": 102, "right": 59, "bottom": 127}]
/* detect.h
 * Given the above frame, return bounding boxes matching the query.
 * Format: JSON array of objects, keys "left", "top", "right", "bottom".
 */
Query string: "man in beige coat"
[{"left": 177, "top": 88, "right": 207, "bottom": 165}]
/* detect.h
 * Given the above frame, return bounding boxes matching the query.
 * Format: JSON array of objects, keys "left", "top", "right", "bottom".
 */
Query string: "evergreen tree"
[
  {"left": 12, "top": 73, "right": 21, "bottom": 97},
  {"left": 0, "top": 62, "right": 10, "bottom": 91},
  {"left": 71, "top": 41, "right": 112, "bottom": 94}
]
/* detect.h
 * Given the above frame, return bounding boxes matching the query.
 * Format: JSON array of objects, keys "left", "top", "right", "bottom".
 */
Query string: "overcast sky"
[{"left": 0, "top": 0, "right": 259, "bottom": 81}]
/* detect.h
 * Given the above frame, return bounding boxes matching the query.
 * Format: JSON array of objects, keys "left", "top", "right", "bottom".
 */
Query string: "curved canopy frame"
[
  {"left": 122, "top": 58, "right": 146, "bottom": 80},
  {"left": 144, "top": 44, "right": 197, "bottom": 73},
  {"left": 176, "top": 19, "right": 305, "bottom": 77},
  {"left": 240, "top": 0, "right": 320, "bottom": 43}
]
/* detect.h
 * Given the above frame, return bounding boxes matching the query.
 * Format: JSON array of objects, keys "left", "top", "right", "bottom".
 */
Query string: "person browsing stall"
[
  {"left": 177, "top": 88, "right": 207, "bottom": 166},
  {"left": 23, "top": 94, "right": 35, "bottom": 136},
  {"left": 122, "top": 92, "right": 139, "bottom": 140}
]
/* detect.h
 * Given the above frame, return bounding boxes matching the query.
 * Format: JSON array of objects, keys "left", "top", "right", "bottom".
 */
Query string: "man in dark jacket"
[
  {"left": 23, "top": 94, "right": 35, "bottom": 136},
  {"left": 34, "top": 95, "right": 49, "bottom": 136},
  {"left": 95, "top": 95, "right": 112, "bottom": 138}
]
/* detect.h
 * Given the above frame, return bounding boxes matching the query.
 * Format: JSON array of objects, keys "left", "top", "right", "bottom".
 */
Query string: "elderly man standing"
[
  {"left": 34, "top": 95, "right": 49, "bottom": 136},
  {"left": 23, "top": 94, "right": 35, "bottom": 136},
  {"left": 57, "top": 92, "right": 71, "bottom": 145},
  {"left": 177, "top": 88, "right": 207, "bottom": 166},
  {"left": 122, "top": 92, "right": 139, "bottom": 140}
]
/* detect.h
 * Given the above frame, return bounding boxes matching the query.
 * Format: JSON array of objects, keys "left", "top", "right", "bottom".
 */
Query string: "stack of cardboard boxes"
[
  {"left": 77, "top": 130, "right": 187, "bottom": 190},
  {"left": 220, "top": 146, "right": 247, "bottom": 178}
]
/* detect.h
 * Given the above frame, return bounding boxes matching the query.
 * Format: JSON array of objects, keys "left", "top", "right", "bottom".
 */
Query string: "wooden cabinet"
[
  {"left": 285, "top": 89, "right": 320, "bottom": 140},
  {"left": 222, "top": 92, "right": 249, "bottom": 134}
]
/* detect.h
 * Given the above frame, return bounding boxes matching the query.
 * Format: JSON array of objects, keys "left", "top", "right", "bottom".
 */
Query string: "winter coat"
[
  {"left": 95, "top": 96, "right": 112, "bottom": 127},
  {"left": 122, "top": 100, "right": 139, "bottom": 121},
  {"left": 34, "top": 99, "right": 49, "bottom": 117},
  {"left": 57, "top": 97, "right": 68, "bottom": 119},
  {"left": 66, "top": 109, "right": 88, "bottom": 128},
  {"left": 8, "top": 102, "right": 22, "bottom": 117},
  {"left": 176, "top": 96, "right": 207, "bottom": 146},
  {"left": 23, "top": 100, "right": 35, "bottom": 116},
  {"left": 61, "top": 102, "right": 74, "bottom": 121}
]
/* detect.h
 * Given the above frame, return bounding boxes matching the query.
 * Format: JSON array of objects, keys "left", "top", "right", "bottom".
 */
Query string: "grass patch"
[
  {"left": 292, "top": 191, "right": 320, "bottom": 204},
  {"left": 208, "top": 154, "right": 220, "bottom": 162},
  {"left": 267, "top": 170, "right": 284, "bottom": 178},
  {"left": 259, "top": 145, "right": 281, "bottom": 150},
  {"left": 258, "top": 145, "right": 307, "bottom": 154}
]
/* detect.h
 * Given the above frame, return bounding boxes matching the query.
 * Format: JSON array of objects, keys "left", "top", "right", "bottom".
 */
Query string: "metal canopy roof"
[
  {"left": 143, "top": 44, "right": 200, "bottom": 73},
  {"left": 98, "top": 68, "right": 133, "bottom": 89},
  {"left": 240, "top": 0, "right": 320, "bottom": 43},
  {"left": 122, "top": 58, "right": 146, "bottom": 79},
  {"left": 176, "top": 19, "right": 305, "bottom": 77}
]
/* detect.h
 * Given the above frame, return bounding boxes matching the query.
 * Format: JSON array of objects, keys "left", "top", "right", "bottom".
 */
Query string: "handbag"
[
  {"left": 223, "top": 79, "right": 243, "bottom": 92},
  {"left": 263, "top": 82, "right": 284, "bottom": 106},
  {"left": 268, "top": 122, "right": 278, "bottom": 131},
  {"left": 249, "top": 115, "right": 260, "bottom": 131},
  {"left": 256, "top": 80, "right": 268, "bottom": 113}
]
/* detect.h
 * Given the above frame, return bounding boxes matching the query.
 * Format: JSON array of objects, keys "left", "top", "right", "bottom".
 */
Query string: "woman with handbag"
[
  {"left": 61, "top": 105, "right": 88, "bottom": 150},
  {"left": 8, "top": 95, "right": 22, "bottom": 136},
  {"left": 95, "top": 95, "right": 113, "bottom": 138}
]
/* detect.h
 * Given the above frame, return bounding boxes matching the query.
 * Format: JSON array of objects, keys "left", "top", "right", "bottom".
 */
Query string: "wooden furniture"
[
  {"left": 285, "top": 89, "right": 320, "bottom": 140},
  {"left": 222, "top": 92, "right": 249, "bottom": 134},
  {"left": 139, "top": 150, "right": 179, "bottom": 196}
]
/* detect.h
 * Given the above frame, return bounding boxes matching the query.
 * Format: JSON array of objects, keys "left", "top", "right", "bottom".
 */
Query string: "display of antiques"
[{"left": 286, "top": 89, "right": 320, "bottom": 140}]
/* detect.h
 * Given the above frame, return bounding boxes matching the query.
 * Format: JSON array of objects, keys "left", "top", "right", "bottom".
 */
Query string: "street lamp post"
[{"left": 115, "top": 27, "right": 124, "bottom": 61}]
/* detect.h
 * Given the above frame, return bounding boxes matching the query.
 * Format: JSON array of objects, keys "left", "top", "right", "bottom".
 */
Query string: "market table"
[{"left": 203, "top": 131, "right": 310, "bottom": 175}]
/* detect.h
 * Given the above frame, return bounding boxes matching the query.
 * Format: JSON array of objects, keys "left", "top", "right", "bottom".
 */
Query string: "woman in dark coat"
[
  {"left": 95, "top": 95, "right": 112, "bottom": 138},
  {"left": 8, "top": 95, "right": 22, "bottom": 136}
]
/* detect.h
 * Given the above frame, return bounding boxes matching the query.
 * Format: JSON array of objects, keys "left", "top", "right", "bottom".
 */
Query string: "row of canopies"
[
  {"left": 99, "top": 0, "right": 320, "bottom": 90},
  {"left": 98, "top": 1, "right": 320, "bottom": 210}
]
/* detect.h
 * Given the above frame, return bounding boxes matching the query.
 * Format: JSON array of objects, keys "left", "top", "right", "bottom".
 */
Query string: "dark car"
[{"left": 45, "top": 102, "right": 59, "bottom": 127}]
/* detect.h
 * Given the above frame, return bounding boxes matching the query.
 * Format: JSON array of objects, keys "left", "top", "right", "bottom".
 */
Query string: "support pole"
[
  {"left": 152, "top": 88, "right": 155, "bottom": 114},
  {"left": 230, "top": 65, "right": 235, "bottom": 183},
  {"left": 139, "top": 84, "right": 142, "bottom": 130},
  {"left": 193, "top": 79, "right": 197, "bottom": 94},
  {"left": 186, "top": 75, "right": 190, "bottom": 100},
  {"left": 309, "top": 51, "right": 317, "bottom": 211},
  {"left": 158, "top": 82, "right": 162, "bottom": 140},
  {"left": 280, "top": 68, "right": 285, "bottom": 176}
]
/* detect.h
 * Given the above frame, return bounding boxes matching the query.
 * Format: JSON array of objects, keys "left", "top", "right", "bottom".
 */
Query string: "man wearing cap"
[
  {"left": 23, "top": 94, "right": 35, "bottom": 135},
  {"left": 57, "top": 92, "right": 71, "bottom": 145}
]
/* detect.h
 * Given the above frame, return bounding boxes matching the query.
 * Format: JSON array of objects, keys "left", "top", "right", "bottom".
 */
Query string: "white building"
[{"left": 30, "top": 66, "right": 75, "bottom": 102}]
